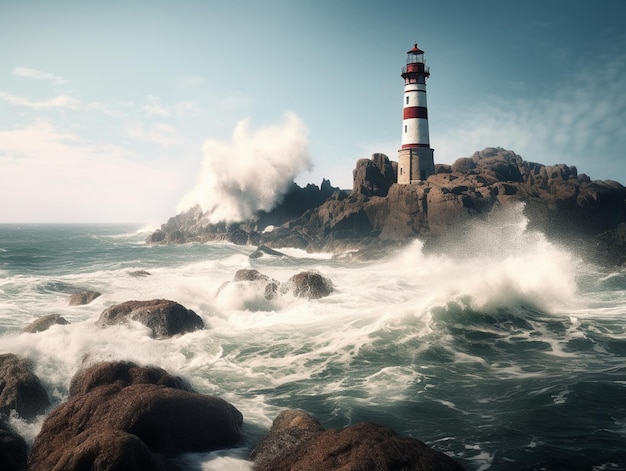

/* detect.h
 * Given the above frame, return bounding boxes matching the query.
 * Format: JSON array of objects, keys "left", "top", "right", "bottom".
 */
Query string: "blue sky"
[{"left": 1, "top": 0, "right": 625, "bottom": 223}]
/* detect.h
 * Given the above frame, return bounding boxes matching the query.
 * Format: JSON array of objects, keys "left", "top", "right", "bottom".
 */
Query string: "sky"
[{"left": 1, "top": 0, "right": 625, "bottom": 223}]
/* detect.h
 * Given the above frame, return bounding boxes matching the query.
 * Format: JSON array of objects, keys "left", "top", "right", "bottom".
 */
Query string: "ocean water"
[{"left": 1, "top": 206, "right": 625, "bottom": 470}]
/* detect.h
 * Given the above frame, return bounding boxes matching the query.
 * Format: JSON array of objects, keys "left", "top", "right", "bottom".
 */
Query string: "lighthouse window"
[
  {"left": 404, "top": 125, "right": 407, "bottom": 133},
  {"left": 406, "top": 96, "right": 409, "bottom": 105}
]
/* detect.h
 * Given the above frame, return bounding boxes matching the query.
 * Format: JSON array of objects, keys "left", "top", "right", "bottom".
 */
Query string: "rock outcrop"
[
  {"left": 251, "top": 409, "right": 464, "bottom": 471},
  {"left": 0, "top": 353, "right": 50, "bottom": 420},
  {"left": 147, "top": 148, "right": 626, "bottom": 266},
  {"left": 28, "top": 361, "right": 243, "bottom": 471},
  {"left": 22, "top": 314, "right": 69, "bottom": 333},
  {"left": 96, "top": 299, "right": 204, "bottom": 338}
]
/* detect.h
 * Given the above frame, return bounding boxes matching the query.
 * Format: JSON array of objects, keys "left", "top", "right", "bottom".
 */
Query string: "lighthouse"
[{"left": 397, "top": 43, "right": 435, "bottom": 183}]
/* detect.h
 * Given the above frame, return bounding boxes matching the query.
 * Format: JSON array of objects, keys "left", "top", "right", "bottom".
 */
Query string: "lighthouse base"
[{"left": 397, "top": 147, "right": 435, "bottom": 184}]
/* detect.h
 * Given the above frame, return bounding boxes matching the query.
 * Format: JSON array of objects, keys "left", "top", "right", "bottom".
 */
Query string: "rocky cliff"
[{"left": 148, "top": 148, "right": 626, "bottom": 266}]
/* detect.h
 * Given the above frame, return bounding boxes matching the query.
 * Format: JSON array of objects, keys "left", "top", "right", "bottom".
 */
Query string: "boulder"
[
  {"left": 251, "top": 409, "right": 464, "bottom": 471},
  {"left": 0, "top": 353, "right": 50, "bottom": 420},
  {"left": 68, "top": 290, "right": 101, "bottom": 306},
  {"left": 68, "top": 361, "right": 191, "bottom": 397},
  {"left": 96, "top": 299, "right": 204, "bottom": 338},
  {"left": 29, "top": 362, "right": 243, "bottom": 471},
  {"left": 284, "top": 272, "right": 333, "bottom": 299},
  {"left": 0, "top": 421, "right": 27, "bottom": 471},
  {"left": 22, "top": 314, "right": 69, "bottom": 333}
]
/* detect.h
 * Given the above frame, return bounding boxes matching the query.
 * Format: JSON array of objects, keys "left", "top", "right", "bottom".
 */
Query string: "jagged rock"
[
  {"left": 0, "top": 420, "right": 27, "bottom": 471},
  {"left": 284, "top": 272, "right": 333, "bottom": 299},
  {"left": 0, "top": 354, "right": 50, "bottom": 420},
  {"left": 28, "top": 361, "right": 243, "bottom": 471},
  {"left": 22, "top": 314, "right": 69, "bottom": 333},
  {"left": 353, "top": 153, "right": 395, "bottom": 197},
  {"left": 96, "top": 299, "right": 204, "bottom": 338},
  {"left": 68, "top": 290, "right": 101, "bottom": 305},
  {"left": 251, "top": 409, "right": 464, "bottom": 471},
  {"left": 147, "top": 148, "right": 626, "bottom": 266}
]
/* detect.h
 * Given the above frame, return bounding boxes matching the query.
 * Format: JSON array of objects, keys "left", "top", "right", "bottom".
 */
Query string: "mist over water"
[
  {"left": 177, "top": 112, "right": 312, "bottom": 223},
  {"left": 1, "top": 206, "right": 625, "bottom": 470}
]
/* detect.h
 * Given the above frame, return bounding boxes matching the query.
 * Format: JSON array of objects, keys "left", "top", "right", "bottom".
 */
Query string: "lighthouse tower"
[{"left": 397, "top": 43, "right": 435, "bottom": 184}]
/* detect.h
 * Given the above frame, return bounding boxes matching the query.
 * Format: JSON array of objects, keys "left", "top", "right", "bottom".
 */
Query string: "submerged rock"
[
  {"left": 96, "top": 299, "right": 204, "bottom": 338},
  {"left": 68, "top": 290, "right": 101, "bottom": 306},
  {"left": 22, "top": 314, "right": 69, "bottom": 333},
  {"left": 0, "top": 353, "right": 50, "bottom": 420},
  {"left": 29, "top": 361, "right": 243, "bottom": 471},
  {"left": 220, "top": 269, "right": 280, "bottom": 301},
  {"left": 251, "top": 409, "right": 464, "bottom": 471},
  {"left": 249, "top": 245, "right": 288, "bottom": 259}
]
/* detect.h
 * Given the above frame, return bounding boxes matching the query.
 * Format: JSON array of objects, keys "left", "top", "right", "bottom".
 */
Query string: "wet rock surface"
[
  {"left": 96, "top": 299, "right": 204, "bottom": 338},
  {"left": 29, "top": 361, "right": 243, "bottom": 471},
  {"left": 251, "top": 409, "right": 464, "bottom": 471}
]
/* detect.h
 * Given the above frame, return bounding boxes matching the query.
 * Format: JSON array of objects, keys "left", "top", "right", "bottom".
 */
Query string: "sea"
[{"left": 1, "top": 204, "right": 625, "bottom": 471}]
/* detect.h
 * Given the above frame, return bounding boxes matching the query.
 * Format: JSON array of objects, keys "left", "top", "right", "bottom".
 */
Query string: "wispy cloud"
[
  {"left": 0, "top": 91, "right": 81, "bottom": 109},
  {"left": 12, "top": 67, "right": 68, "bottom": 84},
  {"left": 125, "top": 121, "right": 188, "bottom": 147},
  {"left": 174, "top": 101, "right": 202, "bottom": 118},
  {"left": 432, "top": 53, "right": 626, "bottom": 180},
  {"left": 143, "top": 95, "right": 170, "bottom": 117}
]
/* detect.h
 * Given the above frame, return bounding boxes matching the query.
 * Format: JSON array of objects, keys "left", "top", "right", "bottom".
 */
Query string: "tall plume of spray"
[{"left": 178, "top": 112, "right": 312, "bottom": 223}]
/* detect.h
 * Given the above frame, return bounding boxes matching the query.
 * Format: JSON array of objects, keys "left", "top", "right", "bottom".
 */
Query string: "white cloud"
[
  {"left": 174, "top": 101, "right": 202, "bottom": 118},
  {"left": 143, "top": 95, "right": 170, "bottom": 117},
  {"left": 12, "top": 67, "right": 67, "bottom": 84},
  {"left": 0, "top": 91, "right": 81, "bottom": 109},
  {"left": 0, "top": 120, "right": 182, "bottom": 223},
  {"left": 125, "top": 121, "right": 187, "bottom": 147}
]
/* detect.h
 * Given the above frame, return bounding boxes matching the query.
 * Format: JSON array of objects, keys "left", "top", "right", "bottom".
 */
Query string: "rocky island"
[{"left": 148, "top": 147, "right": 626, "bottom": 267}]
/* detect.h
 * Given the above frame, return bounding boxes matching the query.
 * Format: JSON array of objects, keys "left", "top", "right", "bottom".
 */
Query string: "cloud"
[
  {"left": 0, "top": 91, "right": 81, "bottom": 109},
  {"left": 174, "top": 101, "right": 202, "bottom": 118},
  {"left": 178, "top": 112, "right": 312, "bottom": 223},
  {"left": 143, "top": 95, "right": 170, "bottom": 117},
  {"left": 432, "top": 54, "right": 626, "bottom": 181},
  {"left": 125, "top": 121, "right": 187, "bottom": 147},
  {"left": 219, "top": 92, "right": 251, "bottom": 111},
  {"left": 0, "top": 120, "right": 182, "bottom": 223},
  {"left": 12, "top": 67, "right": 68, "bottom": 84}
]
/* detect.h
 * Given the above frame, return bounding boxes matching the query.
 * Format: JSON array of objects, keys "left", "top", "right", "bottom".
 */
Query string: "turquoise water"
[{"left": 1, "top": 214, "right": 625, "bottom": 470}]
